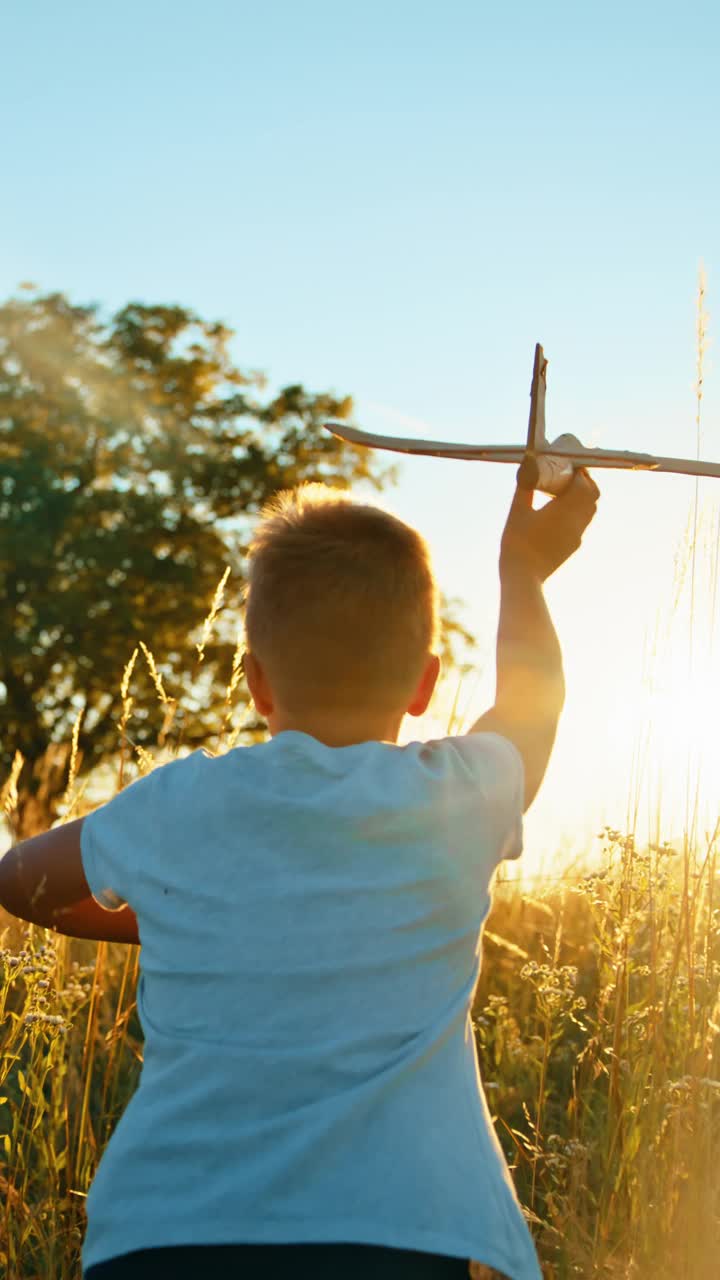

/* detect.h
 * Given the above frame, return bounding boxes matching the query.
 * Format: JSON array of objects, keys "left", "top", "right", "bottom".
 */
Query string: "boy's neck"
[{"left": 268, "top": 708, "right": 404, "bottom": 747}]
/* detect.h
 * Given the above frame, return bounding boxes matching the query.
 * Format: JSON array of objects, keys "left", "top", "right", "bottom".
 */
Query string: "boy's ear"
[
  {"left": 406, "top": 654, "right": 441, "bottom": 717},
  {"left": 243, "top": 651, "right": 274, "bottom": 717}
]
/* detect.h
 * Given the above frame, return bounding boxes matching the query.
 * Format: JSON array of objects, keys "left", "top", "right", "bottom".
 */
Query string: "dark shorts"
[{"left": 84, "top": 1243, "right": 474, "bottom": 1278}]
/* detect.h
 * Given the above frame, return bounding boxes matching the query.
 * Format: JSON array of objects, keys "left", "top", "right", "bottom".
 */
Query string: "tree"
[{"left": 1, "top": 289, "right": 391, "bottom": 839}]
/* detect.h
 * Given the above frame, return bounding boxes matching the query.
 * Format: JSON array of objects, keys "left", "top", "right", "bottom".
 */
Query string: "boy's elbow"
[
  {"left": 519, "top": 703, "right": 564, "bottom": 810},
  {"left": 501, "top": 668, "right": 565, "bottom": 730},
  {"left": 547, "top": 673, "right": 566, "bottom": 718},
  {"left": 475, "top": 692, "right": 564, "bottom": 812},
  {"left": 0, "top": 847, "right": 29, "bottom": 921}
]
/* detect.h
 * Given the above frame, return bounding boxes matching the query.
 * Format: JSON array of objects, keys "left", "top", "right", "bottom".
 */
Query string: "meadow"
[
  {"left": 1, "top": 740, "right": 718, "bottom": 1277},
  {"left": 1, "top": 278, "right": 718, "bottom": 1279}
]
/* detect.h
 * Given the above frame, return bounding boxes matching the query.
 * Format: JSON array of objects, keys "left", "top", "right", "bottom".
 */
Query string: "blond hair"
[{"left": 245, "top": 484, "right": 438, "bottom": 712}]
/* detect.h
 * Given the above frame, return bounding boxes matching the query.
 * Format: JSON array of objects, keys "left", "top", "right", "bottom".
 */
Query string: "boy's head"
[{"left": 244, "top": 484, "right": 440, "bottom": 734}]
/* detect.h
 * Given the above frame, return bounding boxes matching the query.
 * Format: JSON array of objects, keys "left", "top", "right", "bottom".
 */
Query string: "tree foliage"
[{"left": 1, "top": 289, "right": 391, "bottom": 837}]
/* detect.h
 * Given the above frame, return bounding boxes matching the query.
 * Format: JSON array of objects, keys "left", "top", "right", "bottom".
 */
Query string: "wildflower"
[{"left": 23, "top": 1011, "right": 69, "bottom": 1031}]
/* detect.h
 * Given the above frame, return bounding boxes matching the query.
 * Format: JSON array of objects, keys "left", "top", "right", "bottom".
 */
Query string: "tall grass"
[
  {"left": 479, "top": 832, "right": 719, "bottom": 1278},
  {"left": 1, "top": 274, "right": 719, "bottom": 1278},
  {"left": 1, "top": 823, "right": 717, "bottom": 1278},
  {"left": 3, "top": 578, "right": 719, "bottom": 1277}
]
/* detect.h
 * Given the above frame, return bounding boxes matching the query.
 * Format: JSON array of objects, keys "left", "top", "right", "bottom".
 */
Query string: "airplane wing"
[{"left": 324, "top": 421, "right": 720, "bottom": 480}]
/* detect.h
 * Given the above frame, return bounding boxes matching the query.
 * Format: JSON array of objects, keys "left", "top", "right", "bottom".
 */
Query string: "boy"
[{"left": 0, "top": 471, "right": 598, "bottom": 1279}]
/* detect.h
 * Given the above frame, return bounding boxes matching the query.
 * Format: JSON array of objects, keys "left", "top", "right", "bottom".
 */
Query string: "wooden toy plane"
[{"left": 324, "top": 344, "right": 720, "bottom": 495}]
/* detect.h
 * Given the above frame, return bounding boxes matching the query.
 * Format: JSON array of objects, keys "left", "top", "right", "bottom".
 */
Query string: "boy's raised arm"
[{"left": 469, "top": 471, "right": 599, "bottom": 810}]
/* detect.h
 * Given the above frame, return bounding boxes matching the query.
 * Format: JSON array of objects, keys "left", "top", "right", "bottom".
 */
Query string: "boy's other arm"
[
  {"left": 469, "top": 471, "right": 599, "bottom": 810},
  {"left": 0, "top": 818, "right": 140, "bottom": 944}
]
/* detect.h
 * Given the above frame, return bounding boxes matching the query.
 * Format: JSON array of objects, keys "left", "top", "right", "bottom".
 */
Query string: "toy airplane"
[{"left": 324, "top": 344, "right": 720, "bottom": 495}]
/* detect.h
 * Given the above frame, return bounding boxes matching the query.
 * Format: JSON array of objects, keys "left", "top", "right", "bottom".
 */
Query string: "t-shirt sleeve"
[
  {"left": 423, "top": 731, "right": 525, "bottom": 869},
  {"left": 80, "top": 765, "right": 166, "bottom": 911}
]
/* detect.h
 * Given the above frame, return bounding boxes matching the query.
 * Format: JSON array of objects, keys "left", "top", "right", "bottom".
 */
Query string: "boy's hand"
[{"left": 500, "top": 468, "right": 599, "bottom": 583}]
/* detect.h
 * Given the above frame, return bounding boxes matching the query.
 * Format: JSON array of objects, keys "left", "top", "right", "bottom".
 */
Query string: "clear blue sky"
[
  {"left": 3, "top": 0, "right": 717, "bottom": 436},
  {"left": 2, "top": 1, "right": 719, "bottom": 858}
]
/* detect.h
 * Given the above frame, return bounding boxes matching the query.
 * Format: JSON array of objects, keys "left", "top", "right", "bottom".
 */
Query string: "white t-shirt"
[{"left": 80, "top": 730, "right": 540, "bottom": 1280}]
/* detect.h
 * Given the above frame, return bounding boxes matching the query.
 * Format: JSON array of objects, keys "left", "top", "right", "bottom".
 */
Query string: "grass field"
[
  {"left": 1, "top": 814, "right": 718, "bottom": 1278},
  {"left": 2, "top": 279, "right": 718, "bottom": 1276}
]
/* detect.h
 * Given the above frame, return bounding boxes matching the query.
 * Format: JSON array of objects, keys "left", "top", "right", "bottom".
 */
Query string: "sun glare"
[
  {"left": 571, "top": 493, "right": 720, "bottom": 855},
  {"left": 639, "top": 592, "right": 720, "bottom": 842},
  {"left": 420, "top": 487, "right": 720, "bottom": 875}
]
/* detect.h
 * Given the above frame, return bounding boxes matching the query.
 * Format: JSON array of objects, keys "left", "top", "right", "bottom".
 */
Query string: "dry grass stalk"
[
  {"left": 59, "top": 706, "right": 84, "bottom": 815},
  {"left": 220, "top": 630, "right": 246, "bottom": 744},
  {"left": 117, "top": 647, "right": 139, "bottom": 789},
  {"left": 195, "top": 567, "right": 230, "bottom": 664},
  {"left": 1, "top": 752, "right": 25, "bottom": 817},
  {"left": 139, "top": 642, "right": 177, "bottom": 746},
  {"left": 689, "top": 264, "right": 709, "bottom": 667},
  {"left": 139, "top": 642, "right": 168, "bottom": 704},
  {"left": 119, "top": 648, "right": 139, "bottom": 732}
]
